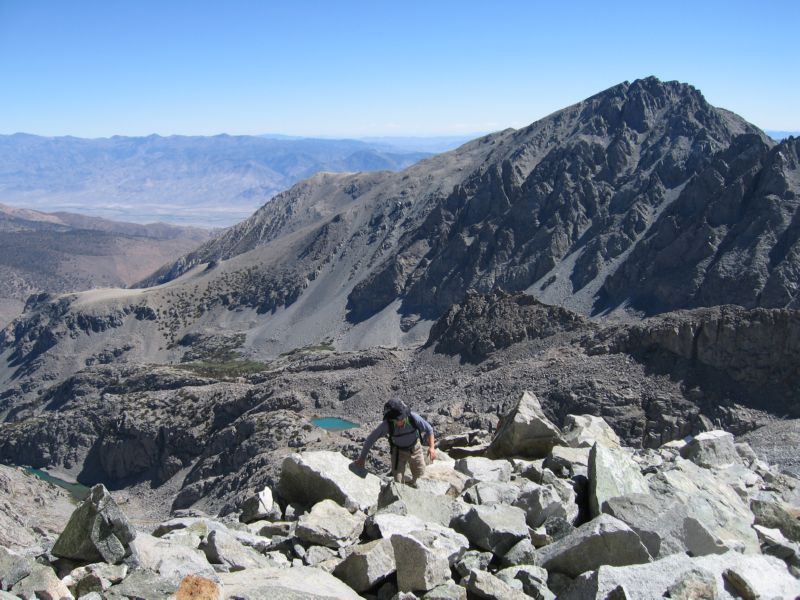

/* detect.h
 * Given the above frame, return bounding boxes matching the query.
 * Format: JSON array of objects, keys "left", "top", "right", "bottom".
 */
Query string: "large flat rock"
[
  {"left": 280, "top": 451, "right": 382, "bottom": 512},
  {"left": 465, "top": 569, "right": 529, "bottom": 600},
  {"left": 603, "top": 493, "right": 737, "bottom": 558},
  {"left": 296, "top": 499, "right": 366, "bottom": 548},
  {"left": 333, "top": 538, "right": 395, "bottom": 593},
  {"left": 10, "top": 563, "right": 73, "bottom": 600},
  {"left": 648, "top": 458, "right": 760, "bottom": 553},
  {"left": 365, "top": 512, "right": 469, "bottom": 567},
  {"left": 391, "top": 531, "right": 451, "bottom": 593},
  {"left": 221, "top": 565, "right": 363, "bottom": 599},
  {"left": 454, "top": 457, "right": 512, "bottom": 485},
  {"left": 452, "top": 504, "right": 529, "bottom": 556},
  {"left": 105, "top": 569, "right": 180, "bottom": 599},
  {"left": 378, "top": 481, "right": 458, "bottom": 527},
  {"left": 562, "top": 415, "right": 621, "bottom": 449},
  {"left": 513, "top": 482, "right": 577, "bottom": 528},
  {"left": 681, "top": 431, "right": 739, "bottom": 469},
  {"left": 560, "top": 551, "right": 800, "bottom": 599},
  {"left": 204, "top": 528, "right": 272, "bottom": 570},
  {"left": 588, "top": 443, "right": 649, "bottom": 518},
  {"left": 129, "top": 532, "right": 218, "bottom": 584},
  {"left": 536, "top": 514, "right": 651, "bottom": 577}
]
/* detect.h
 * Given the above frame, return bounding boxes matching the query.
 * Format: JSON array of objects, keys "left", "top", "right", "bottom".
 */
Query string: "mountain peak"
[{"left": 133, "top": 77, "right": 773, "bottom": 331}]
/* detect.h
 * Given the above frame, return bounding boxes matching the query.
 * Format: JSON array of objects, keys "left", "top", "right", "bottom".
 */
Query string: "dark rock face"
[
  {"left": 348, "top": 78, "right": 763, "bottom": 321},
  {"left": 589, "top": 305, "right": 800, "bottom": 418},
  {"left": 599, "top": 136, "right": 800, "bottom": 314},
  {"left": 0, "top": 365, "right": 218, "bottom": 481},
  {"left": 0, "top": 299, "right": 158, "bottom": 381},
  {"left": 427, "top": 290, "right": 591, "bottom": 362},
  {"left": 428, "top": 289, "right": 800, "bottom": 421},
  {"left": 426, "top": 290, "right": 799, "bottom": 442}
]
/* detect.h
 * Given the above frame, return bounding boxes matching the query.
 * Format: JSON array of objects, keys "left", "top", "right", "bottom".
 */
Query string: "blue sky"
[{"left": 0, "top": 0, "right": 797, "bottom": 137}]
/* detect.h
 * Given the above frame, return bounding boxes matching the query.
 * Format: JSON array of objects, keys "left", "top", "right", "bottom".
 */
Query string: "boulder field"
[{"left": 1, "top": 392, "right": 799, "bottom": 599}]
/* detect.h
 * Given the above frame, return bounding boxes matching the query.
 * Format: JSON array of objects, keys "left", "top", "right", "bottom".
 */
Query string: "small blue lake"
[
  {"left": 312, "top": 417, "right": 359, "bottom": 431},
  {"left": 25, "top": 468, "right": 91, "bottom": 501}
]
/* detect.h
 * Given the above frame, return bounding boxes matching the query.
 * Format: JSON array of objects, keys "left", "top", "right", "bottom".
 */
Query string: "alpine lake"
[
  {"left": 25, "top": 467, "right": 91, "bottom": 501},
  {"left": 311, "top": 417, "right": 359, "bottom": 431}
]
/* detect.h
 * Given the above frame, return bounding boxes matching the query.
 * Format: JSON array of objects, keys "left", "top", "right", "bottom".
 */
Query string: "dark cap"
[{"left": 383, "top": 398, "right": 409, "bottom": 421}]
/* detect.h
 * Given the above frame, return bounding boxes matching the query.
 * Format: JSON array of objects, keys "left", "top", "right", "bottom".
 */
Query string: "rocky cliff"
[
  {"left": 426, "top": 290, "right": 593, "bottom": 362},
  {"left": 598, "top": 135, "right": 800, "bottom": 314},
  {"left": 348, "top": 78, "right": 767, "bottom": 321},
  {"left": 588, "top": 304, "right": 800, "bottom": 418}
]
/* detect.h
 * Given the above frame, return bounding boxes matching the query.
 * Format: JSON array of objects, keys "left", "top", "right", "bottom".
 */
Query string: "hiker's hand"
[
  {"left": 352, "top": 457, "right": 366, "bottom": 468},
  {"left": 427, "top": 446, "right": 436, "bottom": 462}
]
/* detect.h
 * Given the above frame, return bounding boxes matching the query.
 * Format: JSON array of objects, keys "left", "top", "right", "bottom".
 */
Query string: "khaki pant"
[{"left": 391, "top": 442, "right": 426, "bottom": 484}]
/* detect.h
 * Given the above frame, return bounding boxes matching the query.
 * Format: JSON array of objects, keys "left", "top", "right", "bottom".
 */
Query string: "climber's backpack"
[{"left": 383, "top": 398, "right": 425, "bottom": 450}]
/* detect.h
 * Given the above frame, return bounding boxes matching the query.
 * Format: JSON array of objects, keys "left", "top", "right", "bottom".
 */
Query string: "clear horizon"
[
  {"left": 0, "top": 131, "right": 490, "bottom": 141},
  {"left": 1, "top": 1, "right": 798, "bottom": 137}
]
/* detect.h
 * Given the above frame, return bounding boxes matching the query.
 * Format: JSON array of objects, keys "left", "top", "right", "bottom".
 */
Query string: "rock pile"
[{"left": 1, "top": 391, "right": 799, "bottom": 598}]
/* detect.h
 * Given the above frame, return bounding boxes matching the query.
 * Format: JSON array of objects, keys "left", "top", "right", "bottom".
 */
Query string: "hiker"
[{"left": 353, "top": 398, "right": 436, "bottom": 485}]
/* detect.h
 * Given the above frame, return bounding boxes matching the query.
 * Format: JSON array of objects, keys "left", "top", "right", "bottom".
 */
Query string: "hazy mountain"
[
  {"left": 0, "top": 134, "right": 430, "bottom": 227},
  {"left": 0, "top": 202, "right": 212, "bottom": 239},
  {"left": 0, "top": 203, "right": 213, "bottom": 326},
  {"left": 357, "top": 135, "right": 482, "bottom": 153},
  {"left": 766, "top": 130, "right": 800, "bottom": 141}
]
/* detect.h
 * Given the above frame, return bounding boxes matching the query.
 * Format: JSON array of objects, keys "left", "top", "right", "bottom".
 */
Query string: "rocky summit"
[
  {"left": 1, "top": 403, "right": 799, "bottom": 599},
  {"left": 1, "top": 76, "right": 800, "bottom": 597}
]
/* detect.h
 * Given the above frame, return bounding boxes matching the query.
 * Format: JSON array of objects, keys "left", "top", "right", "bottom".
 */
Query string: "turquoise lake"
[
  {"left": 25, "top": 468, "right": 91, "bottom": 501},
  {"left": 312, "top": 417, "right": 359, "bottom": 431}
]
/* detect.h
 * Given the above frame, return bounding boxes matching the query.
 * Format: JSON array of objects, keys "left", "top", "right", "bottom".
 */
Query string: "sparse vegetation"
[
  {"left": 175, "top": 358, "right": 269, "bottom": 379},
  {"left": 280, "top": 339, "right": 335, "bottom": 357}
]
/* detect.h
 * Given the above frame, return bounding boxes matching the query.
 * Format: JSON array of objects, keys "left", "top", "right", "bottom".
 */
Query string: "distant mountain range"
[
  {"left": 766, "top": 130, "right": 800, "bottom": 141},
  {"left": 261, "top": 133, "right": 479, "bottom": 153},
  {"left": 0, "top": 203, "right": 213, "bottom": 326},
  {"left": 356, "top": 135, "right": 480, "bottom": 153},
  {"left": 0, "top": 134, "right": 432, "bottom": 227}
]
